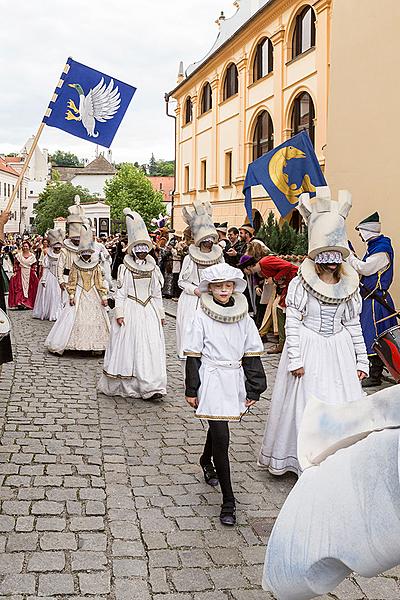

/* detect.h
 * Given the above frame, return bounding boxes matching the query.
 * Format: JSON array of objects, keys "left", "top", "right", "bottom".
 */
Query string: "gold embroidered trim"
[
  {"left": 183, "top": 352, "right": 202, "bottom": 357},
  {"left": 243, "top": 351, "right": 265, "bottom": 357},
  {"left": 200, "top": 293, "right": 248, "bottom": 323},
  {"left": 102, "top": 369, "right": 134, "bottom": 380},
  {"left": 195, "top": 412, "right": 247, "bottom": 422},
  {"left": 128, "top": 295, "right": 151, "bottom": 307}
]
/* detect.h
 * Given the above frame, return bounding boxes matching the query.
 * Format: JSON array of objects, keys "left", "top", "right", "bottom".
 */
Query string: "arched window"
[
  {"left": 253, "top": 111, "right": 274, "bottom": 160},
  {"left": 184, "top": 97, "right": 193, "bottom": 124},
  {"left": 200, "top": 83, "right": 212, "bottom": 114},
  {"left": 253, "top": 38, "right": 274, "bottom": 82},
  {"left": 292, "top": 5, "right": 316, "bottom": 58},
  {"left": 291, "top": 92, "right": 315, "bottom": 145},
  {"left": 223, "top": 63, "right": 238, "bottom": 101}
]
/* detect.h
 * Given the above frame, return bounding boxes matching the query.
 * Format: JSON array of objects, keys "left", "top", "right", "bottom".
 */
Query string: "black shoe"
[
  {"left": 200, "top": 458, "right": 219, "bottom": 487},
  {"left": 220, "top": 501, "right": 236, "bottom": 526},
  {"left": 362, "top": 377, "right": 382, "bottom": 388},
  {"left": 146, "top": 393, "right": 163, "bottom": 401}
]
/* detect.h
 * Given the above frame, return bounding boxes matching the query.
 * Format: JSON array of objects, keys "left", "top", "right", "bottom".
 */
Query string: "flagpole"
[{"left": 5, "top": 121, "right": 45, "bottom": 214}]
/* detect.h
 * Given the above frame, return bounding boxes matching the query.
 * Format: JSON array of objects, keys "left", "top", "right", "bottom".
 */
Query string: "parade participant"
[
  {"left": 184, "top": 263, "right": 267, "bottom": 526},
  {"left": 98, "top": 208, "right": 167, "bottom": 400},
  {"left": 239, "top": 223, "right": 254, "bottom": 249},
  {"left": 91, "top": 228, "right": 113, "bottom": 291},
  {"left": 57, "top": 195, "right": 85, "bottom": 290},
  {"left": 8, "top": 240, "right": 39, "bottom": 309},
  {"left": 348, "top": 212, "right": 397, "bottom": 387},
  {"left": 176, "top": 200, "right": 223, "bottom": 359},
  {"left": 33, "top": 229, "right": 65, "bottom": 321},
  {"left": 215, "top": 222, "right": 231, "bottom": 252},
  {"left": 246, "top": 253, "right": 299, "bottom": 353},
  {"left": 45, "top": 224, "right": 110, "bottom": 355},
  {"left": 258, "top": 188, "right": 369, "bottom": 476},
  {"left": 0, "top": 212, "right": 13, "bottom": 366},
  {"left": 263, "top": 387, "right": 400, "bottom": 600}
]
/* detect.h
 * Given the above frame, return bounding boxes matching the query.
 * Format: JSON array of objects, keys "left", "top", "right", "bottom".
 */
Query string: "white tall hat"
[
  {"left": 124, "top": 208, "right": 152, "bottom": 253},
  {"left": 298, "top": 186, "right": 352, "bottom": 259},
  {"left": 198, "top": 263, "right": 247, "bottom": 293},
  {"left": 67, "top": 195, "right": 86, "bottom": 238},
  {"left": 78, "top": 223, "right": 96, "bottom": 254},
  {"left": 182, "top": 200, "right": 218, "bottom": 247},
  {"left": 47, "top": 228, "right": 64, "bottom": 247}
]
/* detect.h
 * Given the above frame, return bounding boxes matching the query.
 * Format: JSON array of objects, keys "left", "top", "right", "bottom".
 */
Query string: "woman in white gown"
[
  {"left": 45, "top": 224, "right": 110, "bottom": 354},
  {"left": 98, "top": 208, "right": 167, "bottom": 400},
  {"left": 33, "top": 229, "right": 65, "bottom": 321},
  {"left": 176, "top": 200, "right": 223, "bottom": 359},
  {"left": 258, "top": 188, "right": 369, "bottom": 477}
]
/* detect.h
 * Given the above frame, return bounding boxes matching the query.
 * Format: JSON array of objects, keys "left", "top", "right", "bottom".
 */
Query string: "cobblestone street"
[{"left": 0, "top": 309, "right": 398, "bottom": 600}]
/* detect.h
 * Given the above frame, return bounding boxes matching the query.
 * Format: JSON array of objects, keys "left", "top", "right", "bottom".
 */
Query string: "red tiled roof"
[
  {"left": 4, "top": 156, "right": 23, "bottom": 163},
  {"left": 0, "top": 157, "right": 19, "bottom": 177}
]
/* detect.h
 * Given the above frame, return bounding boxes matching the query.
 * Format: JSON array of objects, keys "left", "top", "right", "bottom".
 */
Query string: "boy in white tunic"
[
  {"left": 45, "top": 224, "right": 110, "bottom": 354},
  {"left": 33, "top": 228, "right": 65, "bottom": 321},
  {"left": 98, "top": 208, "right": 167, "bottom": 400},
  {"left": 184, "top": 263, "right": 267, "bottom": 526}
]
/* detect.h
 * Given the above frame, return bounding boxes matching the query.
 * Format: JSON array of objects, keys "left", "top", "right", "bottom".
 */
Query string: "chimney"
[{"left": 177, "top": 61, "right": 185, "bottom": 84}]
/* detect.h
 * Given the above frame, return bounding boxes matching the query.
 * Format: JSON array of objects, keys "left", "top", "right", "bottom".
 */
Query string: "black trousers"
[{"left": 201, "top": 421, "right": 234, "bottom": 504}]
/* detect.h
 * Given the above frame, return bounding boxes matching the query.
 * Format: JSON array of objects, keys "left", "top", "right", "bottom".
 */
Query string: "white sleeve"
[
  {"left": 178, "top": 255, "right": 197, "bottom": 295},
  {"left": 57, "top": 250, "right": 66, "bottom": 285},
  {"left": 347, "top": 252, "right": 389, "bottom": 277},
  {"left": 151, "top": 266, "right": 165, "bottom": 320},
  {"left": 114, "top": 265, "right": 128, "bottom": 320},
  {"left": 243, "top": 315, "right": 264, "bottom": 356},
  {"left": 41, "top": 257, "right": 49, "bottom": 284},
  {"left": 285, "top": 277, "right": 308, "bottom": 372},
  {"left": 343, "top": 292, "right": 370, "bottom": 375},
  {"left": 183, "top": 311, "right": 204, "bottom": 357}
]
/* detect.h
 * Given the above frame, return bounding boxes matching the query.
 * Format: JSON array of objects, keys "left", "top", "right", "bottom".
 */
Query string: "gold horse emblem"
[{"left": 268, "top": 145, "right": 316, "bottom": 204}]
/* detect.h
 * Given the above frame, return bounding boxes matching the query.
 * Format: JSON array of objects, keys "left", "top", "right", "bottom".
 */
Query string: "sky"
[{"left": 0, "top": 0, "right": 235, "bottom": 165}]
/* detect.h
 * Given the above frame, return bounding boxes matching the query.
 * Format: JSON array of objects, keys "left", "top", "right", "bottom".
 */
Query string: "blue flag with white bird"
[
  {"left": 242, "top": 131, "right": 327, "bottom": 222},
  {"left": 43, "top": 57, "right": 136, "bottom": 148}
]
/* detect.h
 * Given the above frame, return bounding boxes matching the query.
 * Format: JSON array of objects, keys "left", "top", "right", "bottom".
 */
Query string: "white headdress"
[
  {"left": 78, "top": 223, "right": 95, "bottom": 254},
  {"left": 182, "top": 200, "right": 218, "bottom": 247},
  {"left": 67, "top": 195, "right": 86, "bottom": 238},
  {"left": 47, "top": 228, "right": 64, "bottom": 247},
  {"left": 198, "top": 263, "right": 247, "bottom": 293},
  {"left": 124, "top": 208, "right": 152, "bottom": 253}
]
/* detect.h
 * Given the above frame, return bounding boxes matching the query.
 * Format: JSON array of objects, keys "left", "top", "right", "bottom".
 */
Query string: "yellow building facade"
[{"left": 169, "top": 0, "right": 331, "bottom": 233}]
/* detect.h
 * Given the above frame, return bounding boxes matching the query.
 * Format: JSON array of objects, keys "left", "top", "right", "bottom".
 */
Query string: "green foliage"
[
  {"left": 34, "top": 181, "right": 92, "bottom": 234},
  {"left": 147, "top": 154, "right": 174, "bottom": 177},
  {"left": 258, "top": 211, "right": 308, "bottom": 255},
  {"left": 50, "top": 150, "right": 82, "bottom": 167},
  {"left": 104, "top": 163, "right": 166, "bottom": 227}
]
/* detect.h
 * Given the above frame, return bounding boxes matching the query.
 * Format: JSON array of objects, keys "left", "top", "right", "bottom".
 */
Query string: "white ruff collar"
[
  {"left": 73, "top": 257, "right": 100, "bottom": 270},
  {"left": 189, "top": 244, "right": 223, "bottom": 266},
  {"left": 124, "top": 254, "right": 155, "bottom": 274},
  {"left": 200, "top": 292, "right": 248, "bottom": 323},
  {"left": 299, "top": 257, "right": 359, "bottom": 304},
  {"left": 47, "top": 249, "right": 61, "bottom": 260},
  {"left": 63, "top": 239, "right": 80, "bottom": 253}
]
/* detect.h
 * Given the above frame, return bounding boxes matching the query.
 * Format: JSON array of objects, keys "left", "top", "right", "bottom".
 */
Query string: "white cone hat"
[{"left": 124, "top": 208, "right": 152, "bottom": 253}]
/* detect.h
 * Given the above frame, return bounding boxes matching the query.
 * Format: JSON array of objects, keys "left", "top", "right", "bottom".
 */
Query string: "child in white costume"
[
  {"left": 176, "top": 200, "right": 223, "bottom": 359},
  {"left": 98, "top": 208, "right": 167, "bottom": 400},
  {"left": 45, "top": 224, "right": 110, "bottom": 354},
  {"left": 33, "top": 228, "right": 65, "bottom": 322},
  {"left": 184, "top": 263, "right": 267, "bottom": 526}
]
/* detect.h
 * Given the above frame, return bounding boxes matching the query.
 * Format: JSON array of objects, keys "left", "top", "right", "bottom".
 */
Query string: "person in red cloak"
[{"left": 8, "top": 240, "right": 39, "bottom": 309}]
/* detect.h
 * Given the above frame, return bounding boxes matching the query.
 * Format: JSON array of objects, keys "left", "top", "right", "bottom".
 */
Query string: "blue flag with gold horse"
[
  {"left": 243, "top": 131, "right": 326, "bottom": 222},
  {"left": 43, "top": 57, "right": 136, "bottom": 148}
]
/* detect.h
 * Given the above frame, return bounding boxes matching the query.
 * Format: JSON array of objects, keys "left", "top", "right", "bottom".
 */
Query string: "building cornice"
[{"left": 168, "top": 0, "right": 287, "bottom": 97}]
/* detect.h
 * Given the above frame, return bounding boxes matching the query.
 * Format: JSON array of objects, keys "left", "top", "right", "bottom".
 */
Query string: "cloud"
[{"left": 0, "top": 0, "right": 235, "bottom": 164}]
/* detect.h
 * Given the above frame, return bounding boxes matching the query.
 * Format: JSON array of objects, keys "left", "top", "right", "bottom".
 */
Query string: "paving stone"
[
  {"left": 0, "top": 553, "right": 25, "bottom": 574},
  {"left": 209, "top": 567, "right": 249, "bottom": 590},
  {"left": 6, "top": 532, "right": 38, "bottom": 552},
  {"left": 31, "top": 500, "right": 64, "bottom": 515},
  {"left": 38, "top": 573, "right": 74, "bottom": 596},
  {"left": 77, "top": 533, "right": 107, "bottom": 551},
  {"left": 85, "top": 500, "right": 106, "bottom": 515},
  {"left": 113, "top": 558, "right": 147, "bottom": 577},
  {"left": 15, "top": 516, "right": 35, "bottom": 532},
  {"left": 70, "top": 516, "right": 104, "bottom": 531},
  {"left": 36, "top": 517, "right": 66, "bottom": 531},
  {"left": 171, "top": 568, "right": 212, "bottom": 592},
  {"left": 355, "top": 576, "right": 400, "bottom": 599},
  {"left": 114, "top": 578, "right": 151, "bottom": 600},
  {"left": 0, "top": 515, "right": 15, "bottom": 532},
  {"left": 27, "top": 551, "right": 66, "bottom": 572},
  {"left": 78, "top": 572, "right": 111, "bottom": 595},
  {"left": 112, "top": 540, "right": 145, "bottom": 557},
  {"left": 40, "top": 532, "right": 77, "bottom": 550},
  {"left": 0, "top": 574, "right": 36, "bottom": 594},
  {"left": 71, "top": 551, "right": 108, "bottom": 571},
  {"left": 149, "top": 549, "right": 180, "bottom": 568}
]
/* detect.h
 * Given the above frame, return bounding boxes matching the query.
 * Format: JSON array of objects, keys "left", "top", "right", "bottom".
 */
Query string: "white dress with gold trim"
[{"left": 98, "top": 255, "right": 167, "bottom": 399}]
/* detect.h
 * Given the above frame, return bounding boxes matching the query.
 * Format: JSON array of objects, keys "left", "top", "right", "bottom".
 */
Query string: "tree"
[
  {"left": 258, "top": 211, "right": 308, "bottom": 255},
  {"left": 34, "top": 181, "right": 92, "bottom": 234},
  {"left": 50, "top": 150, "right": 82, "bottom": 167},
  {"left": 148, "top": 153, "right": 157, "bottom": 176},
  {"left": 104, "top": 163, "right": 166, "bottom": 228}
]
